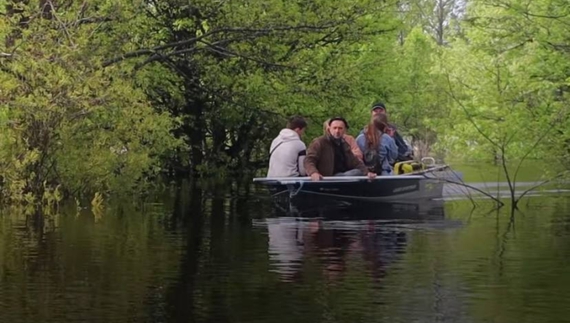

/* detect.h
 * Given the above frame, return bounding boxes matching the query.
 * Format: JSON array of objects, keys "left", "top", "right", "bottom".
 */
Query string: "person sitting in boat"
[
  {"left": 366, "top": 102, "right": 413, "bottom": 162},
  {"left": 323, "top": 118, "right": 363, "bottom": 161},
  {"left": 305, "top": 117, "right": 376, "bottom": 181},
  {"left": 356, "top": 114, "right": 399, "bottom": 175},
  {"left": 267, "top": 116, "right": 308, "bottom": 177}
]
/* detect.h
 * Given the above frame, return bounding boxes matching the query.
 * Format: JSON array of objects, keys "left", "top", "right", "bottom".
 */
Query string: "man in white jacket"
[{"left": 267, "top": 116, "right": 308, "bottom": 177}]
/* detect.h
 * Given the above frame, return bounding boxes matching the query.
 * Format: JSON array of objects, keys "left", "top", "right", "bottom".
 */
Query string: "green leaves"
[
  {"left": 431, "top": 0, "right": 570, "bottom": 163},
  {"left": 0, "top": 1, "right": 179, "bottom": 204},
  {"left": 102, "top": 0, "right": 403, "bottom": 174},
  {"left": 2, "top": 0, "right": 568, "bottom": 204}
]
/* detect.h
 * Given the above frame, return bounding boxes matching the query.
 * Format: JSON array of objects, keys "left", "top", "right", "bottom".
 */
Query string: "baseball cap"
[{"left": 371, "top": 102, "right": 386, "bottom": 111}]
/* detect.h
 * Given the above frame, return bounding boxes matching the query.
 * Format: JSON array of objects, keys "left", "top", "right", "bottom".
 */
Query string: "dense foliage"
[{"left": 1, "top": 0, "right": 569, "bottom": 204}]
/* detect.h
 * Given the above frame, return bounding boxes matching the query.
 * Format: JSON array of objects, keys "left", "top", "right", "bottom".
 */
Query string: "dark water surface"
[{"left": 1, "top": 187, "right": 570, "bottom": 323}]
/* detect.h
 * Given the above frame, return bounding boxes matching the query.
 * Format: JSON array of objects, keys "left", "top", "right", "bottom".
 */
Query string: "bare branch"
[
  {"left": 69, "top": 109, "right": 92, "bottom": 121},
  {"left": 133, "top": 31, "right": 289, "bottom": 69},
  {"left": 102, "top": 23, "right": 348, "bottom": 67},
  {"left": 515, "top": 171, "right": 569, "bottom": 203},
  {"left": 73, "top": 16, "right": 113, "bottom": 26},
  {"left": 47, "top": 1, "right": 76, "bottom": 47},
  {"left": 512, "top": 120, "right": 555, "bottom": 184},
  {"left": 77, "top": 1, "right": 89, "bottom": 20},
  {"left": 545, "top": 41, "right": 570, "bottom": 53},
  {"left": 499, "top": 141, "right": 515, "bottom": 204},
  {"left": 438, "top": 177, "right": 505, "bottom": 206},
  {"left": 103, "top": 49, "right": 156, "bottom": 67},
  {"left": 199, "top": 40, "right": 291, "bottom": 69},
  {"left": 444, "top": 72, "right": 499, "bottom": 147}
]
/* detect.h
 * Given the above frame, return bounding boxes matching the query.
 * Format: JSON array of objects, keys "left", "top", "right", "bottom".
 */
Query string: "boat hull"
[{"left": 262, "top": 177, "right": 444, "bottom": 202}]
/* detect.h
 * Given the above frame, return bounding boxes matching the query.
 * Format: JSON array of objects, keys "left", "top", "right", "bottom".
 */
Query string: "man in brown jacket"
[{"left": 305, "top": 117, "right": 376, "bottom": 181}]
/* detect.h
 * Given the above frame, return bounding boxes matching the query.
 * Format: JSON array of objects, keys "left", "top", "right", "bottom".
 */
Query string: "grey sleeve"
[{"left": 297, "top": 145, "right": 307, "bottom": 176}]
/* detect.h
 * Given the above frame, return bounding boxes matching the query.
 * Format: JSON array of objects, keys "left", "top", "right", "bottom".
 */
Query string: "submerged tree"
[
  {"left": 0, "top": 1, "right": 179, "bottom": 204},
  {"left": 433, "top": 0, "right": 570, "bottom": 207},
  {"left": 103, "top": 0, "right": 401, "bottom": 178}
]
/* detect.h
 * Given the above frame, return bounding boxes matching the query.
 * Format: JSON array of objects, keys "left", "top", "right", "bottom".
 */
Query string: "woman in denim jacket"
[{"left": 356, "top": 114, "right": 399, "bottom": 175}]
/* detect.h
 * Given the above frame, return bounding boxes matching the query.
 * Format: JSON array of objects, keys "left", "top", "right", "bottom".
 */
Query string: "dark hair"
[
  {"left": 328, "top": 117, "right": 349, "bottom": 129},
  {"left": 286, "top": 116, "right": 307, "bottom": 130}
]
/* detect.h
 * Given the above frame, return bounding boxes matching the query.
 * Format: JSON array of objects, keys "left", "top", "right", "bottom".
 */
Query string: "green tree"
[
  {"left": 0, "top": 1, "right": 179, "bottom": 204},
  {"left": 429, "top": 0, "right": 570, "bottom": 206},
  {"left": 104, "top": 0, "right": 401, "bottom": 177}
]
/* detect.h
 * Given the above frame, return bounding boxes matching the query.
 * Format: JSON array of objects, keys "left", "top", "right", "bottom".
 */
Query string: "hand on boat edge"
[
  {"left": 367, "top": 172, "right": 377, "bottom": 180},
  {"left": 310, "top": 173, "right": 323, "bottom": 181}
]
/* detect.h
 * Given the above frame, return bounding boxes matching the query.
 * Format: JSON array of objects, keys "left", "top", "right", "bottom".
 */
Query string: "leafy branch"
[{"left": 102, "top": 24, "right": 344, "bottom": 67}]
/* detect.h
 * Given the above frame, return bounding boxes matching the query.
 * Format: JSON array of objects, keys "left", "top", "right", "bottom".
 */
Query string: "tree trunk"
[{"left": 184, "top": 98, "right": 204, "bottom": 177}]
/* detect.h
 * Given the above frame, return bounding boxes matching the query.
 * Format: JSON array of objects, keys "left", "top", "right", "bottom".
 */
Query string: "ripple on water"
[{"left": 2, "top": 195, "right": 570, "bottom": 323}]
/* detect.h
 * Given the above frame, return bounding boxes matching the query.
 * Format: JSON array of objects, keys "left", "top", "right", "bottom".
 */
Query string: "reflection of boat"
[
  {"left": 265, "top": 217, "right": 305, "bottom": 281},
  {"left": 270, "top": 195, "right": 447, "bottom": 221},
  {"left": 256, "top": 199, "right": 451, "bottom": 283},
  {"left": 253, "top": 165, "right": 460, "bottom": 203}
]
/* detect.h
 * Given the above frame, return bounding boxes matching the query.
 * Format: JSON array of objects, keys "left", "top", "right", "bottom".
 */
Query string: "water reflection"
[
  {"left": 165, "top": 187, "right": 204, "bottom": 323},
  {"left": 260, "top": 199, "right": 448, "bottom": 283},
  {"left": 1, "top": 185, "right": 570, "bottom": 323},
  {"left": 0, "top": 202, "right": 184, "bottom": 323}
]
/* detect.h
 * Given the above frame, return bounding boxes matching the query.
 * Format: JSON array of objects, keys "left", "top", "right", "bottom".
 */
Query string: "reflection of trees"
[
  {"left": 5, "top": 189, "right": 569, "bottom": 323},
  {"left": 550, "top": 197, "right": 570, "bottom": 237},
  {"left": 165, "top": 186, "right": 206, "bottom": 323},
  {"left": 0, "top": 202, "right": 183, "bottom": 322},
  {"left": 401, "top": 197, "right": 570, "bottom": 323}
]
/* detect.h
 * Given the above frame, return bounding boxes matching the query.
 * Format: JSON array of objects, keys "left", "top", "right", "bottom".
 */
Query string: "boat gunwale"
[
  {"left": 253, "top": 165, "right": 451, "bottom": 184},
  {"left": 253, "top": 175, "right": 443, "bottom": 184}
]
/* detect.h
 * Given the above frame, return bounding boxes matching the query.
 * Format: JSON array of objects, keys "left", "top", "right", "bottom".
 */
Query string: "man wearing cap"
[
  {"left": 305, "top": 117, "right": 376, "bottom": 181},
  {"left": 368, "top": 102, "right": 413, "bottom": 162}
]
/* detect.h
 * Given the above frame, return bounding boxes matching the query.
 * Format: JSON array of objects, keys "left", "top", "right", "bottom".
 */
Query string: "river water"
[{"left": 1, "top": 182, "right": 570, "bottom": 323}]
